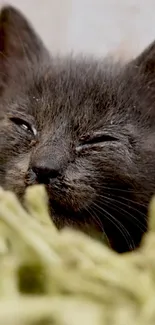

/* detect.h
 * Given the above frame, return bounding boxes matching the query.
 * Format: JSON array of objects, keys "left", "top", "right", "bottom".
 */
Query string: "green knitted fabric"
[{"left": 0, "top": 185, "right": 155, "bottom": 325}]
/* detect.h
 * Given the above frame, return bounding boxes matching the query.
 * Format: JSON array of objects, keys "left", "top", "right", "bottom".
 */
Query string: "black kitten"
[{"left": 1, "top": 6, "right": 155, "bottom": 253}]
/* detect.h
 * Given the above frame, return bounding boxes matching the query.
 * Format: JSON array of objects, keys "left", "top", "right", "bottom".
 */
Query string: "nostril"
[
  {"left": 31, "top": 165, "right": 60, "bottom": 184},
  {"left": 32, "top": 166, "right": 48, "bottom": 177},
  {"left": 25, "top": 168, "right": 37, "bottom": 186}
]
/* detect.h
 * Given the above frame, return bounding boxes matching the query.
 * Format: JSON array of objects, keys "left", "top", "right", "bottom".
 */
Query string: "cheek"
[
  {"left": 0, "top": 124, "right": 34, "bottom": 193},
  {"left": 63, "top": 162, "right": 97, "bottom": 210},
  {"left": 68, "top": 185, "right": 96, "bottom": 211},
  {"left": 3, "top": 154, "right": 31, "bottom": 195},
  {"left": 0, "top": 120, "right": 32, "bottom": 156}
]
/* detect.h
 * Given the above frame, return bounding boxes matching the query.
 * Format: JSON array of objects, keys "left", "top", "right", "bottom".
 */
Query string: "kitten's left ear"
[
  {"left": 132, "top": 41, "right": 155, "bottom": 76},
  {"left": 0, "top": 6, "right": 49, "bottom": 79}
]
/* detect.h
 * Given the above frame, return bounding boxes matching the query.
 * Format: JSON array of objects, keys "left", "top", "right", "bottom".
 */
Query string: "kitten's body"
[{"left": 1, "top": 7, "right": 155, "bottom": 252}]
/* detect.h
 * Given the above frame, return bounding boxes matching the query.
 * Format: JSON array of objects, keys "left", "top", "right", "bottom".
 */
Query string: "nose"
[{"left": 31, "top": 163, "right": 60, "bottom": 184}]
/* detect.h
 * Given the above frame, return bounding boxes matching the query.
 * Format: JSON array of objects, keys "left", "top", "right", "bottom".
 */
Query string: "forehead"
[{"left": 25, "top": 57, "right": 124, "bottom": 133}]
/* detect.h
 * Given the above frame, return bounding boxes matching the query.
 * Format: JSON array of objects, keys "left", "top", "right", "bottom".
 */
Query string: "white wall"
[{"left": 1, "top": 0, "right": 155, "bottom": 59}]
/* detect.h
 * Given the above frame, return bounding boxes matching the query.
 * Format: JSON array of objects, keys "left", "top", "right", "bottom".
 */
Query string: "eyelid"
[
  {"left": 31, "top": 125, "right": 37, "bottom": 136},
  {"left": 9, "top": 116, "right": 37, "bottom": 137},
  {"left": 79, "top": 132, "right": 118, "bottom": 146}
]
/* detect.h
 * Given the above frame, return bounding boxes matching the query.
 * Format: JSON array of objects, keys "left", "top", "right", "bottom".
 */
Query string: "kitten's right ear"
[{"left": 0, "top": 6, "right": 49, "bottom": 87}]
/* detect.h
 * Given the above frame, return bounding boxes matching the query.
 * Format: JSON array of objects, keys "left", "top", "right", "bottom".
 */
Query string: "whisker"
[
  {"left": 96, "top": 194, "right": 147, "bottom": 231},
  {"left": 86, "top": 206, "right": 104, "bottom": 231},
  {"left": 96, "top": 183, "right": 148, "bottom": 197},
  {"left": 84, "top": 206, "right": 111, "bottom": 247},
  {"left": 99, "top": 193, "right": 147, "bottom": 210},
  {"left": 91, "top": 201, "right": 135, "bottom": 250},
  {"left": 95, "top": 196, "right": 146, "bottom": 232}
]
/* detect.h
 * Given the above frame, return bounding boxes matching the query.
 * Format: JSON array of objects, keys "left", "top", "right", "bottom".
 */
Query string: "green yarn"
[{"left": 0, "top": 185, "right": 155, "bottom": 325}]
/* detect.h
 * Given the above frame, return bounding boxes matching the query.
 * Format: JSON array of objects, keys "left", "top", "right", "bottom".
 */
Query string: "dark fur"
[{"left": 1, "top": 6, "right": 155, "bottom": 252}]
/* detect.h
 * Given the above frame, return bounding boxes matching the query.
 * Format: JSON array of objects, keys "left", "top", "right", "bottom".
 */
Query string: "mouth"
[
  {"left": 48, "top": 198, "right": 83, "bottom": 228},
  {"left": 24, "top": 177, "right": 106, "bottom": 241},
  {"left": 48, "top": 197, "right": 106, "bottom": 242}
]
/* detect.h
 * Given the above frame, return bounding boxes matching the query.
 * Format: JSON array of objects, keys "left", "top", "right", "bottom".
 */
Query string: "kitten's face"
[{"left": 1, "top": 7, "right": 155, "bottom": 252}]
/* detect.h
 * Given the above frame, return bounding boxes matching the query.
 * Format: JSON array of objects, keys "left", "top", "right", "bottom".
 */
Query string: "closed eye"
[
  {"left": 10, "top": 117, "right": 37, "bottom": 136},
  {"left": 79, "top": 133, "right": 119, "bottom": 147},
  {"left": 82, "top": 134, "right": 118, "bottom": 145}
]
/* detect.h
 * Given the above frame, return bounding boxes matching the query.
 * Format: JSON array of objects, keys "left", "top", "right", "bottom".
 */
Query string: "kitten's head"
[{"left": 1, "top": 6, "right": 155, "bottom": 252}]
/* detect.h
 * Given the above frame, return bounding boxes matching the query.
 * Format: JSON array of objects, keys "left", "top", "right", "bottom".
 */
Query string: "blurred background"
[{"left": 1, "top": 0, "right": 155, "bottom": 60}]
